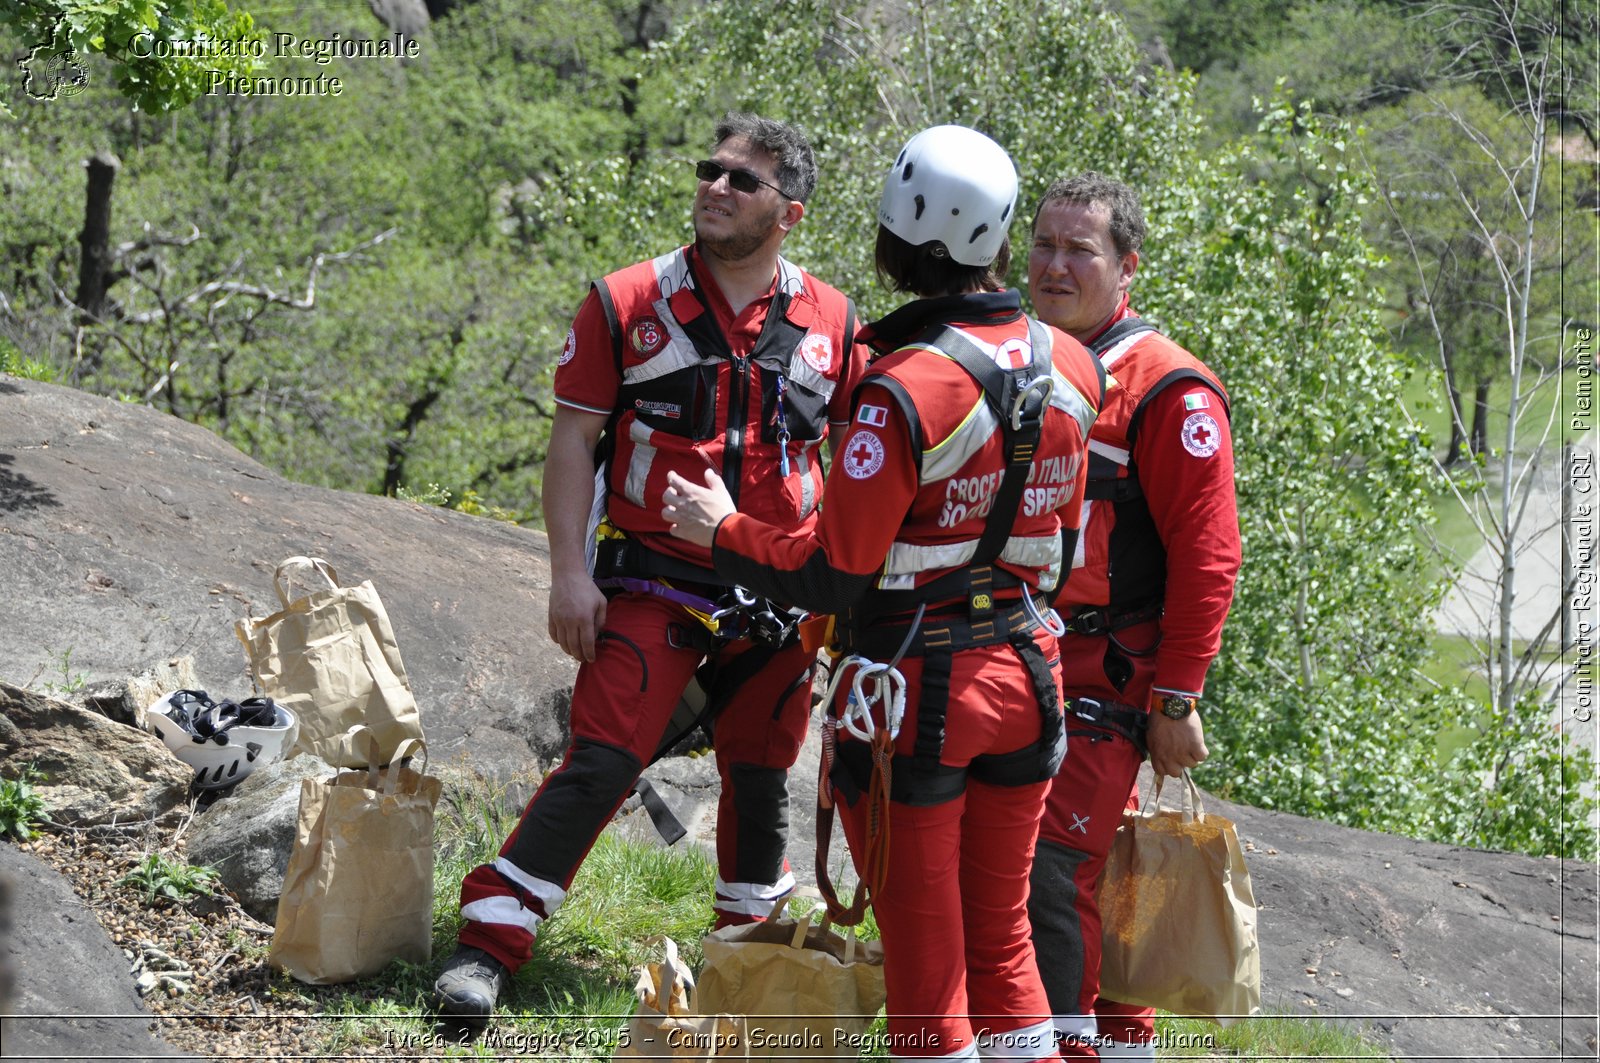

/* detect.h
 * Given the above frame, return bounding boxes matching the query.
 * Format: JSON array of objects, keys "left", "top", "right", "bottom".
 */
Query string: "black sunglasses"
[{"left": 694, "top": 159, "right": 792, "bottom": 199}]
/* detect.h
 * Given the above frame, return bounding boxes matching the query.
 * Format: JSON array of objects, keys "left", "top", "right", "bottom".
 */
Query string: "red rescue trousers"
[
  {"left": 456, "top": 592, "right": 815, "bottom": 972},
  {"left": 1031, "top": 624, "right": 1159, "bottom": 1059},
  {"left": 833, "top": 630, "right": 1063, "bottom": 1062}
]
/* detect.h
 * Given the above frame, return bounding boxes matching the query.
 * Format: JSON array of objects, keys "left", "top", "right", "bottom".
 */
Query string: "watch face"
[{"left": 1161, "top": 695, "right": 1193, "bottom": 720}]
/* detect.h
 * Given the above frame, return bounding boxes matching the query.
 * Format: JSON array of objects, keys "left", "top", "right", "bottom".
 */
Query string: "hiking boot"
[{"left": 432, "top": 945, "right": 508, "bottom": 1019}]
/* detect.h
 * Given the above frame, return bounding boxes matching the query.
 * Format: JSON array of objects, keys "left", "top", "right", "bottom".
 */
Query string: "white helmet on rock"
[{"left": 877, "top": 124, "right": 1019, "bottom": 267}]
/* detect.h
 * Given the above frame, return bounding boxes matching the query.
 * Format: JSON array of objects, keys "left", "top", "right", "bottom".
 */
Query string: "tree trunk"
[
  {"left": 76, "top": 152, "right": 121, "bottom": 323},
  {"left": 1470, "top": 378, "right": 1491, "bottom": 457},
  {"left": 1442, "top": 352, "right": 1467, "bottom": 465}
]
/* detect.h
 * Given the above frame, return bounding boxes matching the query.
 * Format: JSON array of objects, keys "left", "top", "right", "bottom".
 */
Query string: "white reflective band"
[
  {"left": 460, "top": 895, "right": 543, "bottom": 934},
  {"left": 976, "top": 1018, "right": 1056, "bottom": 1059},
  {"left": 1053, "top": 1013, "right": 1097, "bottom": 1039},
  {"left": 797, "top": 446, "right": 816, "bottom": 517},
  {"left": 624, "top": 419, "right": 658, "bottom": 508},
  {"left": 713, "top": 871, "right": 796, "bottom": 916},
  {"left": 1098, "top": 332, "right": 1145, "bottom": 369},
  {"left": 650, "top": 248, "right": 693, "bottom": 298},
  {"left": 494, "top": 856, "right": 567, "bottom": 911},
  {"left": 1097, "top": 1042, "right": 1156, "bottom": 1061},
  {"left": 880, "top": 533, "right": 1061, "bottom": 582},
  {"left": 1072, "top": 501, "right": 1092, "bottom": 570},
  {"left": 893, "top": 1041, "right": 980, "bottom": 1063},
  {"left": 1048, "top": 369, "right": 1099, "bottom": 439},
  {"left": 923, "top": 398, "right": 997, "bottom": 482},
  {"left": 1088, "top": 438, "right": 1131, "bottom": 466}
]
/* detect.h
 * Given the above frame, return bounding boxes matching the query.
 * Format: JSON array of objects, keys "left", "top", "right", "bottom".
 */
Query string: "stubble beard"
[{"left": 695, "top": 201, "right": 782, "bottom": 264}]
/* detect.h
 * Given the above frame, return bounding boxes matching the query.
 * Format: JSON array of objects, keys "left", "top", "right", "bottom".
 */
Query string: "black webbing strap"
[
  {"left": 1067, "top": 696, "right": 1149, "bottom": 757},
  {"left": 1086, "top": 317, "right": 1157, "bottom": 358},
  {"left": 924, "top": 320, "right": 1054, "bottom": 570},
  {"left": 630, "top": 777, "right": 688, "bottom": 845},
  {"left": 914, "top": 650, "right": 953, "bottom": 779},
  {"left": 593, "top": 536, "right": 726, "bottom": 588}
]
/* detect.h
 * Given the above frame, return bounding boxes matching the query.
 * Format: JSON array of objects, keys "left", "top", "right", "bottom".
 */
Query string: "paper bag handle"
[
  {"left": 1141, "top": 769, "right": 1206, "bottom": 823},
  {"left": 273, "top": 555, "right": 340, "bottom": 608},
  {"left": 649, "top": 935, "right": 694, "bottom": 1015}
]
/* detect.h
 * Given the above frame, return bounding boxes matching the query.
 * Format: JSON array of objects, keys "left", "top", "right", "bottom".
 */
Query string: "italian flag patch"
[{"left": 1183, "top": 392, "right": 1210, "bottom": 411}]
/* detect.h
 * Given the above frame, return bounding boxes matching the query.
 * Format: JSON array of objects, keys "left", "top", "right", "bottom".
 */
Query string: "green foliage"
[
  {"left": 0, "top": 0, "right": 265, "bottom": 114},
  {"left": 0, "top": 333, "right": 56, "bottom": 380},
  {"left": 1158, "top": 1009, "right": 1395, "bottom": 1058},
  {"left": 118, "top": 851, "right": 222, "bottom": 903},
  {"left": 34, "top": 647, "right": 89, "bottom": 695},
  {"left": 0, "top": 765, "right": 49, "bottom": 841}
]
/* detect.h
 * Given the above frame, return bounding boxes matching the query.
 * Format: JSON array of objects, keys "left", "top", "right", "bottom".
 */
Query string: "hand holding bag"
[
  {"left": 696, "top": 900, "right": 886, "bottom": 1058},
  {"left": 236, "top": 556, "right": 424, "bottom": 766},
  {"left": 615, "top": 936, "right": 748, "bottom": 1060},
  {"left": 1097, "top": 771, "right": 1262, "bottom": 1024},
  {"left": 268, "top": 727, "right": 442, "bottom": 984}
]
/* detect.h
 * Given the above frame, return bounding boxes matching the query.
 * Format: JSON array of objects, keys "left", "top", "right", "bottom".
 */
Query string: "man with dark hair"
[
  {"left": 432, "top": 112, "right": 868, "bottom": 1019},
  {"left": 1026, "top": 172, "right": 1241, "bottom": 1060}
]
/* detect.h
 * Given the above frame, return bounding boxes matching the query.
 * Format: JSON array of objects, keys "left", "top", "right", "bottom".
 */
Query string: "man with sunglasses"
[{"left": 434, "top": 112, "right": 868, "bottom": 1019}]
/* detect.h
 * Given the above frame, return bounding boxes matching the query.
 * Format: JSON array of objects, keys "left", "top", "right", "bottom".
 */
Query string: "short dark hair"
[
  {"left": 1033, "top": 172, "right": 1146, "bottom": 258},
  {"left": 873, "top": 224, "right": 1011, "bottom": 298},
  {"left": 713, "top": 112, "right": 818, "bottom": 204}
]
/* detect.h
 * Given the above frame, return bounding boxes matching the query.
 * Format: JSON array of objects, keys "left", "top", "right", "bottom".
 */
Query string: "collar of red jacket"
[{"left": 856, "top": 289, "right": 1023, "bottom": 355}]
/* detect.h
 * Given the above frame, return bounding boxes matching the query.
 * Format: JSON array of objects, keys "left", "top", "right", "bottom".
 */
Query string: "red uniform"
[
  {"left": 714, "top": 290, "right": 1104, "bottom": 1062},
  {"left": 1029, "top": 302, "right": 1240, "bottom": 1059},
  {"left": 455, "top": 244, "right": 867, "bottom": 972}
]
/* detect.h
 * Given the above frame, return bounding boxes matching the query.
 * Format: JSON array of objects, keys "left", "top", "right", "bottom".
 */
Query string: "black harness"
[{"left": 832, "top": 320, "right": 1068, "bottom": 805}]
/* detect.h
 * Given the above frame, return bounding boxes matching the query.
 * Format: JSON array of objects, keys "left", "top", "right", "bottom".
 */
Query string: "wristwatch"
[{"left": 1158, "top": 693, "right": 1197, "bottom": 720}]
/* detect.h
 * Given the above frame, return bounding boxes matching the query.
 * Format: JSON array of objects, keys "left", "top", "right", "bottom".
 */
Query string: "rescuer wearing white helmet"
[{"left": 663, "top": 124, "right": 1106, "bottom": 1062}]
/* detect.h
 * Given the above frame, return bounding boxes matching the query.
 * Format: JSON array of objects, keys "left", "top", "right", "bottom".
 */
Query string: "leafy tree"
[{"left": 0, "top": 0, "right": 264, "bottom": 114}]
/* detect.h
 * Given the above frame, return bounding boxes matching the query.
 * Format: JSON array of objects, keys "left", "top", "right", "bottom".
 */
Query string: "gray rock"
[
  {"left": 184, "top": 756, "right": 330, "bottom": 922},
  {"left": 0, "top": 379, "right": 575, "bottom": 781},
  {"left": 0, "top": 843, "right": 199, "bottom": 1061},
  {"left": 79, "top": 656, "right": 201, "bottom": 730},
  {"left": 0, "top": 682, "right": 191, "bottom": 827}
]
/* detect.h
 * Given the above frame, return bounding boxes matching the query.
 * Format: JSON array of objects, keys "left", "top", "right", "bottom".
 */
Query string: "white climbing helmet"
[
  {"left": 877, "top": 124, "right": 1019, "bottom": 267},
  {"left": 147, "top": 690, "right": 297, "bottom": 791}
]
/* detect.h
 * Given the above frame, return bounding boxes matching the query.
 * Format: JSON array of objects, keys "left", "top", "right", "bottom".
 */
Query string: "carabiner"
[{"left": 1010, "top": 375, "right": 1054, "bottom": 431}]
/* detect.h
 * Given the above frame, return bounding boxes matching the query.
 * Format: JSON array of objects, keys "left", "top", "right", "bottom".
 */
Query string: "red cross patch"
[
  {"left": 800, "top": 333, "right": 834, "bottom": 373},
  {"left": 558, "top": 328, "right": 576, "bottom": 366},
  {"left": 843, "top": 430, "right": 885, "bottom": 480},
  {"left": 630, "top": 317, "right": 668, "bottom": 356},
  {"left": 1181, "top": 412, "right": 1221, "bottom": 458}
]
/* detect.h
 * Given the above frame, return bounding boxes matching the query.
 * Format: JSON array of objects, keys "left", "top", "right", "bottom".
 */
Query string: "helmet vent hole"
[
  {"left": 901, "top": 161, "right": 914, "bottom": 181},
  {"left": 913, "top": 194, "right": 926, "bottom": 220},
  {"left": 969, "top": 223, "right": 990, "bottom": 245},
  {"left": 951, "top": 207, "right": 960, "bottom": 215},
  {"left": 1002, "top": 202, "right": 1012, "bottom": 221}
]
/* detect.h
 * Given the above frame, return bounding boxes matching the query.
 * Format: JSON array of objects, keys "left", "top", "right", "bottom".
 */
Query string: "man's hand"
[
  {"left": 1146, "top": 711, "right": 1208, "bottom": 779},
  {"left": 548, "top": 570, "right": 607, "bottom": 663},
  {"left": 661, "top": 468, "right": 735, "bottom": 548}
]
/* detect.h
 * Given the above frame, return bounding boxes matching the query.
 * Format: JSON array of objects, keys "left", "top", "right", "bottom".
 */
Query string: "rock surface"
[
  {"left": 0, "top": 377, "right": 577, "bottom": 775},
  {"left": 1, "top": 376, "right": 1598, "bottom": 1061},
  {"left": 0, "top": 681, "right": 192, "bottom": 827},
  {"left": 0, "top": 844, "right": 200, "bottom": 1062}
]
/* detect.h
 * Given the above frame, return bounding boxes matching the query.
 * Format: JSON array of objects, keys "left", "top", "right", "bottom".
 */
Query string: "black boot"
[{"left": 432, "top": 945, "right": 508, "bottom": 1019}]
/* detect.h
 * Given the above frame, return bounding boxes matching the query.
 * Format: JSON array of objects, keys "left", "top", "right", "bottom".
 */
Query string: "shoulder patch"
[
  {"left": 856, "top": 404, "right": 888, "bottom": 427},
  {"left": 1180, "top": 412, "right": 1221, "bottom": 458},
  {"left": 842, "top": 431, "right": 886, "bottom": 480},
  {"left": 1183, "top": 391, "right": 1210, "bottom": 411},
  {"left": 558, "top": 328, "right": 576, "bottom": 366}
]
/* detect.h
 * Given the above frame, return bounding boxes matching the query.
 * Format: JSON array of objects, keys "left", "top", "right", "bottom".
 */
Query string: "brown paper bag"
[
  {"left": 268, "top": 729, "right": 441, "bottom": 984},
  {"left": 1097, "top": 771, "right": 1262, "bottom": 1024},
  {"left": 615, "top": 937, "right": 748, "bottom": 1060},
  {"left": 236, "top": 555, "right": 423, "bottom": 767},
  {"left": 696, "top": 903, "right": 886, "bottom": 1058}
]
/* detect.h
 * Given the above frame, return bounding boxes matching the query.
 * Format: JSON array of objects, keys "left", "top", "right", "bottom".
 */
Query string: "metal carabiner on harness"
[
  {"left": 1023, "top": 589, "right": 1068, "bottom": 638},
  {"left": 819, "top": 655, "right": 908, "bottom": 744},
  {"left": 1010, "top": 374, "right": 1054, "bottom": 432}
]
